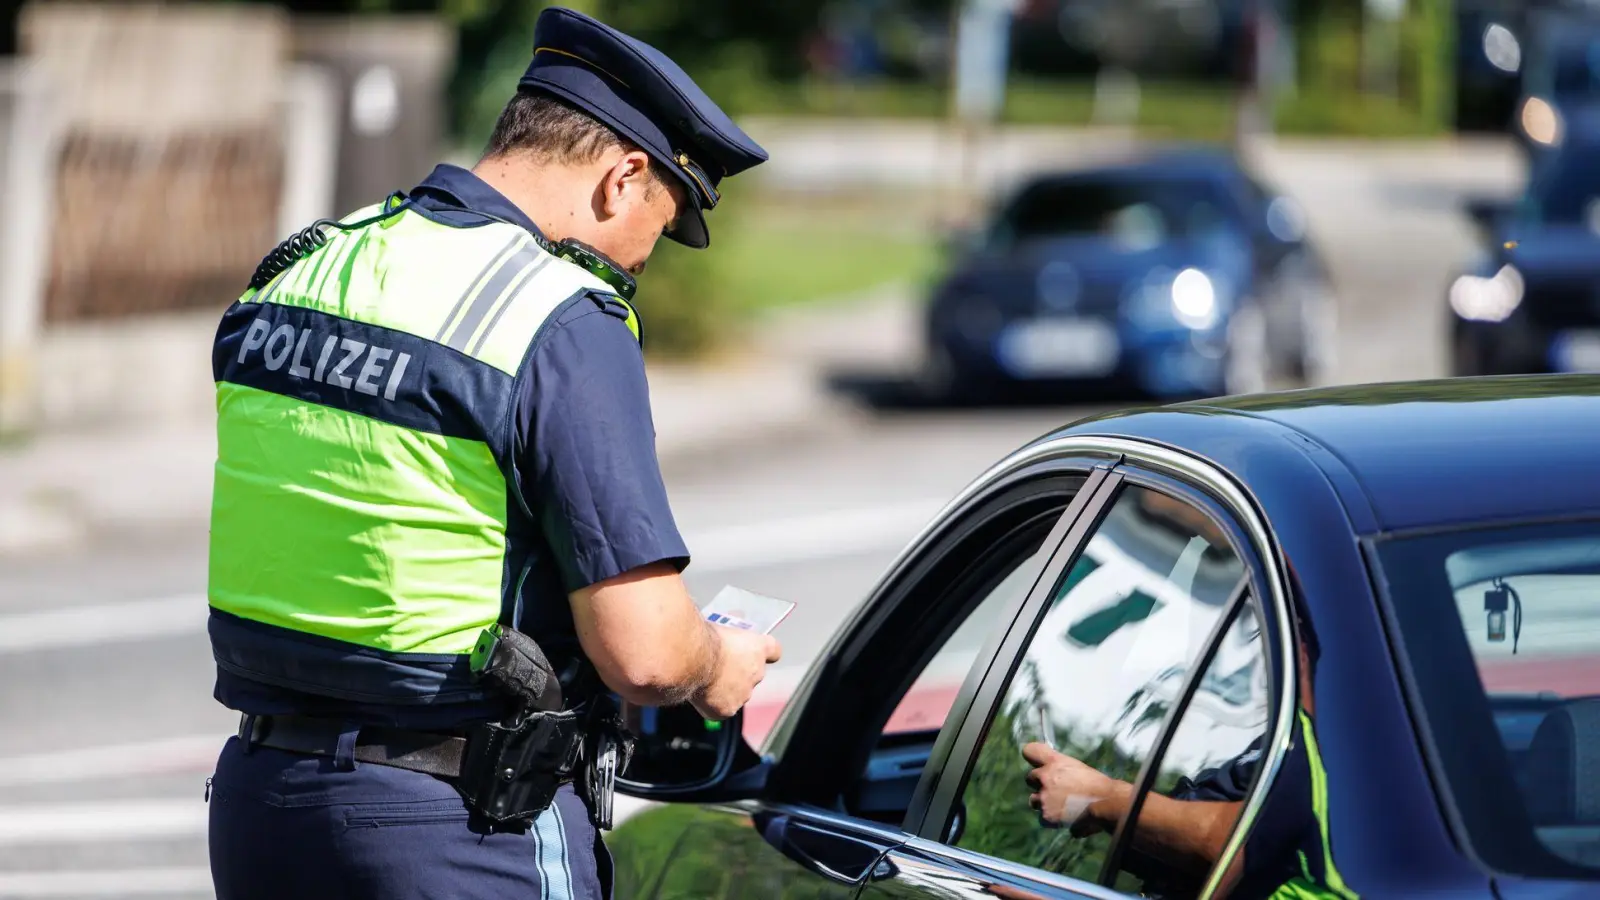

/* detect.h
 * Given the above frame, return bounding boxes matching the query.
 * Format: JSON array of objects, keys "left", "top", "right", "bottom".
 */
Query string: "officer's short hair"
[{"left": 483, "top": 90, "right": 665, "bottom": 196}]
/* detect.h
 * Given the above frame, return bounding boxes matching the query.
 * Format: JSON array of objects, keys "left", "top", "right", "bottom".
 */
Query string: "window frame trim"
[
  {"left": 1097, "top": 574, "right": 1255, "bottom": 885},
  {"left": 908, "top": 435, "right": 1298, "bottom": 900}
]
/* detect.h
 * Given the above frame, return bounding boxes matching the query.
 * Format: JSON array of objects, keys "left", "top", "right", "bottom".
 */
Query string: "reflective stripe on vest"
[
  {"left": 1268, "top": 710, "right": 1359, "bottom": 900},
  {"left": 207, "top": 202, "right": 621, "bottom": 705}
]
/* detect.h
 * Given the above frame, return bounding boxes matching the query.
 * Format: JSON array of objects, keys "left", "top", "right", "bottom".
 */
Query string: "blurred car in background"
[
  {"left": 1451, "top": 117, "right": 1600, "bottom": 376},
  {"left": 921, "top": 149, "right": 1334, "bottom": 403},
  {"left": 1512, "top": 7, "right": 1600, "bottom": 164},
  {"left": 1453, "top": 0, "right": 1526, "bottom": 132}
]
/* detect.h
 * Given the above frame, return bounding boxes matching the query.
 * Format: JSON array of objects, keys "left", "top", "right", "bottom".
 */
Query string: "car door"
[
  {"left": 612, "top": 467, "right": 1119, "bottom": 900},
  {"left": 864, "top": 460, "right": 1292, "bottom": 900}
]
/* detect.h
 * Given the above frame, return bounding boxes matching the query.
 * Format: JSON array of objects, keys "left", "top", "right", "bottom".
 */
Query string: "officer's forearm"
[{"left": 568, "top": 563, "right": 722, "bottom": 705}]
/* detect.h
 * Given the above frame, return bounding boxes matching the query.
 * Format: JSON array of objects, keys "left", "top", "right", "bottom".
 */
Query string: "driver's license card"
[{"left": 701, "top": 586, "right": 795, "bottom": 635}]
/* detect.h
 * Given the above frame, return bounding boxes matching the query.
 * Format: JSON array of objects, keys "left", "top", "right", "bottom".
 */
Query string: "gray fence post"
[
  {"left": 278, "top": 63, "right": 341, "bottom": 238},
  {"left": 0, "top": 61, "right": 61, "bottom": 436}
]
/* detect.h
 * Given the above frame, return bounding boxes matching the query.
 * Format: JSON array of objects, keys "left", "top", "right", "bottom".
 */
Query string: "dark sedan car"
[
  {"left": 610, "top": 376, "right": 1600, "bottom": 900},
  {"left": 922, "top": 151, "right": 1334, "bottom": 404},
  {"left": 1512, "top": 8, "right": 1600, "bottom": 163},
  {"left": 1452, "top": 123, "right": 1600, "bottom": 375}
]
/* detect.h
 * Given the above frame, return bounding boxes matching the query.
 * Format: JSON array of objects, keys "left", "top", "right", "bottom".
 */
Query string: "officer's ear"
[{"left": 598, "top": 149, "right": 654, "bottom": 218}]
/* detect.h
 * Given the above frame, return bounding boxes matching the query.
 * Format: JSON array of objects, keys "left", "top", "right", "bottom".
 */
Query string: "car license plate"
[
  {"left": 996, "top": 319, "right": 1119, "bottom": 378},
  {"left": 1553, "top": 330, "right": 1600, "bottom": 372}
]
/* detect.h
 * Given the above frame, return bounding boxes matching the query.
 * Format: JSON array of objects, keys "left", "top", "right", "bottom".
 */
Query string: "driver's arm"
[{"left": 1023, "top": 743, "right": 1243, "bottom": 879}]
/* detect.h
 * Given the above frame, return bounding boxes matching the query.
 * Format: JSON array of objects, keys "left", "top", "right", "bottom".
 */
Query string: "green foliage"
[
  {"left": 1276, "top": 0, "right": 1454, "bottom": 137},
  {"left": 634, "top": 231, "right": 731, "bottom": 361},
  {"left": 1274, "top": 88, "right": 1444, "bottom": 137},
  {"left": 635, "top": 192, "right": 938, "bottom": 359}
]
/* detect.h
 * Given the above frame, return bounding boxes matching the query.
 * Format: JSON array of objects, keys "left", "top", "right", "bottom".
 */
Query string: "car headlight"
[
  {"left": 1127, "top": 267, "right": 1226, "bottom": 331},
  {"left": 1521, "top": 97, "right": 1562, "bottom": 147},
  {"left": 1449, "top": 264, "right": 1524, "bottom": 322},
  {"left": 1483, "top": 23, "right": 1521, "bottom": 74},
  {"left": 1170, "top": 268, "right": 1219, "bottom": 329}
]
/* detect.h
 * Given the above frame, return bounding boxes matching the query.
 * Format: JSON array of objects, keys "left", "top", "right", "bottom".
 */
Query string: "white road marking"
[
  {"left": 688, "top": 497, "right": 942, "bottom": 573},
  {"left": 0, "top": 868, "right": 214, "bottom": 898},
  {"left": 0, "top": 735, "right": 225, "bottom": 788},
  {"left": 0, "top": 498, "right": 944, "bottom": 655},
  {"left": 0, "top": 594, "right": 205, "bottom": 655},
  {"left": 0, "top": 800, "right": 207, "bottom": 847}
]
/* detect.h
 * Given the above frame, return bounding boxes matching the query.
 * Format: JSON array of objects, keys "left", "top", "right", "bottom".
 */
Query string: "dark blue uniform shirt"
[
  {"left": 215, "top": 164, "right": 690, "bottom": 729},
  {"left": 1157, "top": 733, "right": 1319, "bottom": 900}
]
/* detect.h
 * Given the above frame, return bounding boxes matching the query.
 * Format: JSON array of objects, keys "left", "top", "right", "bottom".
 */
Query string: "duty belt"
[{"left": 238, "top": 713, "right": 473, "bottom": 780}]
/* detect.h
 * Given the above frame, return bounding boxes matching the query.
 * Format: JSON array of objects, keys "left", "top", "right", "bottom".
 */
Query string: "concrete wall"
[
  {"left": 292, "top": 16, "right": 455, "bottom": 219},
  {"left": 0, "top": 52, "right": 343, "bottom": 435}
]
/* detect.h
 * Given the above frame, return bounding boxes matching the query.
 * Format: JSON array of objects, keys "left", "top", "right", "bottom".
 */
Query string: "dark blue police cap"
[{"left": 519, "top": 7, "right": 769, "bottom": 249}]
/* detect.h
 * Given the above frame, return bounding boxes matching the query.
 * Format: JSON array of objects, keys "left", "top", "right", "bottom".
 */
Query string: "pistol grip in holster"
[{"left": 456, "top": 708, "right": 585, "bottom": 835}]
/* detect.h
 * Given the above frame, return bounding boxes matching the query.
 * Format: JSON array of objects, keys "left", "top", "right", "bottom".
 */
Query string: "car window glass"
[
  {"left": 1110, "top": 600, "right": 1270, "bottom": 897},
  {"left": 1379, "top": 521, "right": 1600, "bottom": 877},
  {"left": 992, "top": 177, "right": 1232, "bottom": 248},
  {"left": 952, "top": 484, "right": 1245, "bottom": 890}
]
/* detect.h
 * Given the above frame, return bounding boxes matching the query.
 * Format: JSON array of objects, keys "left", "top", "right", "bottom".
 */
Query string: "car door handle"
[{"left": 759, "top": 814, "right": 898, "bottom": 885}]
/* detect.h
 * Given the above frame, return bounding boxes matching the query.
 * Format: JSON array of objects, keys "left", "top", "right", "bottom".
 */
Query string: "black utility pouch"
[{"left": 457, "top": 707, "right": 586, "bottom": 834}]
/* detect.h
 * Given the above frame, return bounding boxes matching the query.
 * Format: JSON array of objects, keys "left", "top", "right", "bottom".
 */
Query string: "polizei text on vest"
[{"left": 237, "top": 317, "right": 412, "bottom": 401}]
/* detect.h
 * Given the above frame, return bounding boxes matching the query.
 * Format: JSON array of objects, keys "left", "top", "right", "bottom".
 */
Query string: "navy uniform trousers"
[{"left": 208, "top": 736, "right": 612, "bottom": 899}]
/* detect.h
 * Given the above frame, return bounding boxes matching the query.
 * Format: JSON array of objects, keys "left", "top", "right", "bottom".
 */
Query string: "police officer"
[{"left": 204, "top": 9, "right": 779, "bottom": 898}]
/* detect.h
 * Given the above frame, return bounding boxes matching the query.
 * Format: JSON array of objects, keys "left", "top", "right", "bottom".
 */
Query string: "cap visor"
[{"left": 665, "top": 204, "right": 709, "bottom": 249}]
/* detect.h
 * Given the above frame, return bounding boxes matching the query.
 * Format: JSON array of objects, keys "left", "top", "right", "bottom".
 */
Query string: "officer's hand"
[{"left": 690, "top": 626, "right": 781, "bottom": 721}]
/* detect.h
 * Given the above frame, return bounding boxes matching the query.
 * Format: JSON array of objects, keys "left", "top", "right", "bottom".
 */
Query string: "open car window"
[
  {"left": 884, "top": 555, "right": 1044, "bottom": 736},
  {"left": 840, "top": 480, "right": 1084, "bottom": 827}
]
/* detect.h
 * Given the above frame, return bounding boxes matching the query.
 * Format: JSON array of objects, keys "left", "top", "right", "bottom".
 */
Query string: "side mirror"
[{"left": 616, "top": 701, "right": 763, "bottom": 800}]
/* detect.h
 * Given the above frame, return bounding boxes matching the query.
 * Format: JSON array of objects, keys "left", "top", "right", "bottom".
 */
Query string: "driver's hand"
[{"left": 1022, "top": 742, "right": 1126, "bottom": 835}]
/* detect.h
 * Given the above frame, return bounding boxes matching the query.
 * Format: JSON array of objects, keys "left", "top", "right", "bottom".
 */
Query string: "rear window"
[
  {"left": 991, "top": 175, "right": 1237, "bottom": 249},
  {"left": 1377, "top": 520, "right": 1600, "bottom": 878}
]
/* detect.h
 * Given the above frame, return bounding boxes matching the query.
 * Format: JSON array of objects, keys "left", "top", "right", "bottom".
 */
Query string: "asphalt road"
[{"left": 0, "top": 138, "right": 1522, "bottom": 898}]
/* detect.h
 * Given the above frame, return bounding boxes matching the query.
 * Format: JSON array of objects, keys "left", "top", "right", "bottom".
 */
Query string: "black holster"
[
  {"left": 456, "top": 625, "right": 634, "bottom": 834},
  {"left": 456, "top": 706, "right": 586, "bottom": 835}
]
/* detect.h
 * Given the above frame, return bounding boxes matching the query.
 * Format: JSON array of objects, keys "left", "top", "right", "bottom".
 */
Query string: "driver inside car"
[{"left": 1020, "top": 614, "right": 1353, "bottom": 900}]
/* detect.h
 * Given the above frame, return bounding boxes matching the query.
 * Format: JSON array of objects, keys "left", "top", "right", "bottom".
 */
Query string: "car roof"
[
  {"left": 1021, "top": 147, "right": 1247, "bottom": 190},
  {"left": 1054, "top": 375, "right": 1600, "bottom": 533}
]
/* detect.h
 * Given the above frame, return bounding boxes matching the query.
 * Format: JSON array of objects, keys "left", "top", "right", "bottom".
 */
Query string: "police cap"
[{"left": 519, "top": 7, "right": 769, "bottom": 249}]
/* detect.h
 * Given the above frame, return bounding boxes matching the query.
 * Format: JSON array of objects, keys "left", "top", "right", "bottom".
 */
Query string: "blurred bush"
[
  {"left": 1277, "top": 0, "right": 1453, "bottom": 137},
  {"left": 633, "top": 220, "right": 735, "bottom": 362},
  {"left": 636, "top": 193, "right": 939, "bottom": 360}
]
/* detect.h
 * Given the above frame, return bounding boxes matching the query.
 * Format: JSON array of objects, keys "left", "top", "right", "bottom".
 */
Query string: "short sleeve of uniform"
[{"left": 517, "top": 299, "right": 689, "bottom": 591}]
